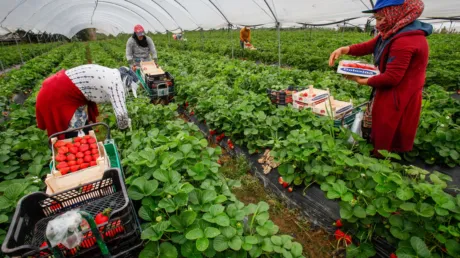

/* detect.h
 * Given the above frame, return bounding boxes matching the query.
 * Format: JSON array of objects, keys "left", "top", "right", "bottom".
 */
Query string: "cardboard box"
[
  {"left": 292, "top": 85, "right": 329, "bottom": 105},
  {"left": 337, "top": 60, "right": 380, "bottom": 78},
  {"left": 312, "top": 96, "right": 354, "bottom": 119}
]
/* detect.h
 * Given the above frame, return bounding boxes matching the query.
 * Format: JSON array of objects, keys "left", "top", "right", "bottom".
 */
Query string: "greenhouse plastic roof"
[{"left": 0, "top": 0, "right": 459, "bottom": 37}]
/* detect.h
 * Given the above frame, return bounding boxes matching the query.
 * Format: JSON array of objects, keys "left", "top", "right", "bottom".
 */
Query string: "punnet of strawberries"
[{"left": 54, "top": 135, "right": 100, "bottom": 175}]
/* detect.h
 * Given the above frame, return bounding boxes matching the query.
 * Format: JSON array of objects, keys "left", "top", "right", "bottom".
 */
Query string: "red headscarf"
[{"left": 376, "top": 0, "right": 425, "bottom": 39}]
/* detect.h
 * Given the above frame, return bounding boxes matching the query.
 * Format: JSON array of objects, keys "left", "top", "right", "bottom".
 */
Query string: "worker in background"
[
  {"left": 240, "top": 26, "right": 251, "bottom": 49},
  {"left": 36, "top": 65, "right": 139, "bottom": 139},
  {"left": 126, "top": 24, "right": 158, "bottom": 71},
  {"left": 328, "top": 0, "right": 431, "bottom": 156},
  {"left": 176, "top": 31, "right": 183, "bottom": 40}
]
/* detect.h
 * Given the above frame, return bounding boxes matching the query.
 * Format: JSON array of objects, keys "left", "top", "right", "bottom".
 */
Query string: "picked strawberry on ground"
[{"left": 288, "top": 187, "right": 293, "bottom": 192}]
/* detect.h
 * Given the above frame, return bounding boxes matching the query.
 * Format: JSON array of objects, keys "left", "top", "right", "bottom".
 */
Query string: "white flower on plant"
[
  {"left": 446, "top": 116, "right": 450, "bottom": 120},
  {"left": 440, "top": 124, "right": 445, "bottom": 127}
]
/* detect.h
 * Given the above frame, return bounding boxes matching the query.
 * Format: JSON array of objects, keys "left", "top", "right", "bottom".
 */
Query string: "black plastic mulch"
[{"left": 180, "top": 108, "right": 396, "bottom": 258}]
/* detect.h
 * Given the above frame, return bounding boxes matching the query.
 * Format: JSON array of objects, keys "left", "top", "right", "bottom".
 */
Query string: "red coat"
[
  {"left": 36, "top": 70, "right": 99, "bottom": 139},
  {"left": 348, "top": 30, "right": 429, "bottom": 153}
]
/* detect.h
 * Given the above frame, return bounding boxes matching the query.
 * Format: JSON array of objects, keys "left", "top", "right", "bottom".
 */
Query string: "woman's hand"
[
  {"left": 344, "top": 75, "right": 368, "bottom": 85},
  {"left": 329, "top": 46, "right": 350, "bottom": 66}
]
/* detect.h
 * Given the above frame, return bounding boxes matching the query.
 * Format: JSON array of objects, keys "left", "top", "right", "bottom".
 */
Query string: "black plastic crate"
[
  {"left": 146, "top": 72, "right": 175, "bottom": 99},
  {"left": 28, "top": 201, "right": 142, "bottom": 258},
  {"left": 266, "top": 86, "right": 306, "bottom": 106},
  {"left": 1, "top": 169, "right": 140, "bottom": 258}
]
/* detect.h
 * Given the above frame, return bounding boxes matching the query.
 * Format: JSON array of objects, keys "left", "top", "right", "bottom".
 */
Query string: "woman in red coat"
[{"left": 329, "top": 0, "right": 432, "bottom": 155}]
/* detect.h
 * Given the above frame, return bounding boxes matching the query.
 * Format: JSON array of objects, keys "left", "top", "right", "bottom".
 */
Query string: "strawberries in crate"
[{"left": 53, "top": 135, "right": 100, "bottom": 175}]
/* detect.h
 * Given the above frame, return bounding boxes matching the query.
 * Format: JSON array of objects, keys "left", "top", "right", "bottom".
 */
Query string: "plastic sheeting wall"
[{"left": 0, "top": 0, "right": 459, "bottom": 37}]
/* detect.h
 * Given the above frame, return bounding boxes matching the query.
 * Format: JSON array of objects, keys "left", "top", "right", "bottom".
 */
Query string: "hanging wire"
[{"left": 91, "top": 0, "right": 99, "bottom": 25}]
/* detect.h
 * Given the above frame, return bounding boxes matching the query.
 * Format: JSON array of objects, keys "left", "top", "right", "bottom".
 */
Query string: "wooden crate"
[
  {"left": 140, "top": 61, "right": 165, "bottom": 75},
  {"left": 45, "top": 131, "right": 109, "bottom": 194}
]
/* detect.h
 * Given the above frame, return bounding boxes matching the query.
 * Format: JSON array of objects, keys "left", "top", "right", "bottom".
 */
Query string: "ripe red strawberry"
[
  {"left": 334, "top": 229, "right": 345, "bottom": 240},
  {"left": 390, "top": 254, "right": 398, "bottom": 258},
  {"left": 74, "top": 142, "right": 81, "bottom": 148},
  {"left": 91, "top": 149, "right": 98, "bottom": 155},
  {"left": 95, "top": 208, "right": 112, "bottom": 225},
  {"left": 81, "top": 139, "right": 88, "bottom": 144},
  {"left": 335, "top": 219, "right": 343, "bottom": 227},
  {"left": 56, "top": 162, "right": 68, "bottom": 169},
  {"left": 58, "top": 147, "right": 69, "bottom": 154},
  {"left": 288, "top": 187, "right": 293, "bottom": 192},
  {"left": 90, "top": 143, "right": 98, "bottom": 149},
  {"left": 90, "top": 161, "right": 97, "bottom": 166},
  {"left": 70, "top": 165, "right": 80, "bottom": 172},
  {"left": 67, "top": 154, "right": 76, "bottom": 161},
  {"left": 69, "top": 147, "right": 79, "bottom": 154},
  {"left": 278, "top": 177, "right": 284, "bottom": 184},
  {"left": 74, "top": 137, "right": 82, "bottom": 142},
  {"left": 79, "top": 144, "right": 89, "bottom": 152},
  {"left": 84, "top": 156, "right": 92, "bottom": 162},
  {"left": 76, "top": 152, "right": 84, "bottom": 158},
  {"left": 56, "top": 154, "right": 67, "bottom": 162},
  {"left": 344, "top": 234, "right": 352, "bottom": 245},
  {"left": 59, "top": 167, "right": 70, "bottom": 175},
  {"left": 84, "top": 150, "right": 91, "bottom": 155},
  {"left": 82, "top": 184, "right": 93, "bottom": 193},
  {"left": 83, "top": 135, "right": 91, "bottom": 140},
  {"left": 81, "top": 231, "right": 96, "bottom": 248},
  {"left": 88, "top": 138, "right": 96, "bottom": 144},
  {"left": 80, "top": 163, "right": 90, "bottom": 169},
  {"left": 282, "top": 182, "right": 289, "bottom": 188},
  {"left": 209, "top": 130, "right": 216, "bottom": 135},
  {"left": 66, "top": 143, "right": 73, "bottom": 149},
  {"left": 217, "top": 159, "right": 222, "bottom": 165},
  {"left": 54, "top": 141, "right": 66, "bottom": 148},
  {"left": 76, "top": 158, "right": 84, "bottom": 165},
  {"left": 190, "top": 111, "right": 195, "bottom": 115},
  {"left": 92, "top": 154, "right": 99, "bottom": 161},
  {"left": 49, "top": 201, "right": 61, "bottom": 211},
  {"left": 67, "top": 161, "right": 76, "bottom": 166}
]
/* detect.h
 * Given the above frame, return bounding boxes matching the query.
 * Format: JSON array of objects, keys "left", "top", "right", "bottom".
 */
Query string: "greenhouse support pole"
[
  {"left": 200, "top": 28, "right": 204, "bottom": 51},
  {"left": 228, "top": 24, "right": 234, "bottom": 59},
  {"left": 167, "top": 30, "right": 170, "bottom": 47},
  {"left": 277, "top": 22, "right": 281, "bottom": 70},
  {"left": 0, "top": 60, "right": 4, "bottom": 72},
  {"left": 14, "top": 34, "right": 24, "bottom": 65}
]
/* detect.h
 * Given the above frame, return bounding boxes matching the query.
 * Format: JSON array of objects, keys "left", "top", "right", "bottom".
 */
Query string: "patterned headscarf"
[
  {"left": 376, "top": 0, "right": 425, "bottom": 39},
  {"left": 118, "top": 67, "right": 139, "bottom": 98}
]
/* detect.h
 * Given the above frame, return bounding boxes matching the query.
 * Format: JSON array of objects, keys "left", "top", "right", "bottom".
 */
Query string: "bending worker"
[
  {"left": 36, "top": 65, "right": 139, "bottom": 139},
  {"left": 329, "top": 0, "right": 431, "bottom": 156},
  {"left": 240, "top": 26, "right": 251, "bottom": 49},
  {"left": 126, "top": 24, "right": 158, "bottom": 71}
]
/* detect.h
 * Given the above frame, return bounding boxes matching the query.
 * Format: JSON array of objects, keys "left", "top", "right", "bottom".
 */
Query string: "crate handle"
[
  {"left": 48, "top": 122, "right": 111, "bottom": 149},
  {"left": 49, "top": 211, "right": 111, "bottom": 258}
]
